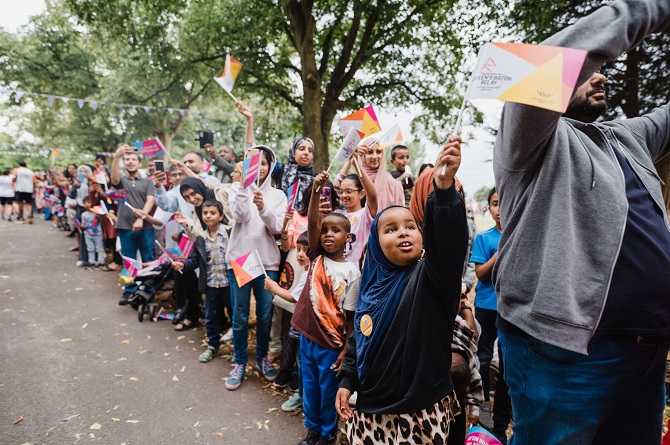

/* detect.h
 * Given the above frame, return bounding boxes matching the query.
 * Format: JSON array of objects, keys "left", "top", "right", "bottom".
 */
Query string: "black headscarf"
[
  {"left": 280, "top": 137, "right": 316, "bottom": 211},
  {"left": 179, "top": 177, "right": 216, "bottom": 229}
]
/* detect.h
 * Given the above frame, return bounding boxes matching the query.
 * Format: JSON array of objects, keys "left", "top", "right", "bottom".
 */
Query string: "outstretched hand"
[
  {"left": 434, "top": 135, "right": 462, "bottom": 190},
  {"left": 312, "top": 171, "right": 330, "bottom": 191}
]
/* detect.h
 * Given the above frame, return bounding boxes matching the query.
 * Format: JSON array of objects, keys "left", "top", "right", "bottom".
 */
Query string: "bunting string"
[{"left": 0, "top": 87, "right": 296, "bottom": 122}]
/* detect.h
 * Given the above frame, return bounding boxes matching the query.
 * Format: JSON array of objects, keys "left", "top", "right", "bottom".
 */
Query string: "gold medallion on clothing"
[{"left": 360, "top": 314, "right": 373, "bottom": 337}]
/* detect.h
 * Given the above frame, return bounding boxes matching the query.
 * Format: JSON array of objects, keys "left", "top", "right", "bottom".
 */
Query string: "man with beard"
[
  {"left": 111, "top": 145, "right": 157, "bottom": 305},
  {"left": 493, "top": 1, "right": 670, "bottom": 444},
  {"left": 183, "top": 151, "right": 221, "bottom": 185}
]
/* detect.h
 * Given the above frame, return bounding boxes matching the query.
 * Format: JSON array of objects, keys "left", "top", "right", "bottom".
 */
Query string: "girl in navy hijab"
[{"left": 336, "top": 137, "right": 468, "bottom": 445}]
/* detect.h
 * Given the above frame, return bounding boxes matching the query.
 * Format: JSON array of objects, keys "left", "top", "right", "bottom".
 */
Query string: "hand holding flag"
[
  {"left": 285, "top": 180, "right": 301, "bottom": 213},
  {"left": 231, "top": 249, "right": 266, "bottom": 287},
  {"left": 242, "top": 151, "right": 262, "bottom": 189}
]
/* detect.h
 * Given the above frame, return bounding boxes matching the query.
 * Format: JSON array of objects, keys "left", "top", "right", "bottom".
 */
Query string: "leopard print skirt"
[{"left": 346, "top": 393, "right": 460, "bottom": 445}]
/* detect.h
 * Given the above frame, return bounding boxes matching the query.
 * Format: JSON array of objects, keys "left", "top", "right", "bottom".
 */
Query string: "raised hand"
[{"left": 435, "top": 135, "right": 462, "bottom": 190}]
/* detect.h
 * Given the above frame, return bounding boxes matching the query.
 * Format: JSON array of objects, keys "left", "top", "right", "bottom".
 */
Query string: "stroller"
[{"left": 128, "top": 261, "right": 173, "bottom": 322}]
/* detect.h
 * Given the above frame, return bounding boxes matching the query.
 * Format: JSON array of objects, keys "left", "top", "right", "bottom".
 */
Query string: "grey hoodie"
[
  {"left": 227, "top": 146, "right": 288, "bottom": 272},
  {"left": 493, "top": 0, "right": 670, "bottom": 354}
]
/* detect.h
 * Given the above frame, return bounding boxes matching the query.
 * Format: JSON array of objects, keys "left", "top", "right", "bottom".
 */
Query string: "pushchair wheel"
[
  {"left": 138, "top": 303, "right": 148, "bottom": 322},
  {"left": 149, "top": 304, "right": 158, "bottom": 322}
]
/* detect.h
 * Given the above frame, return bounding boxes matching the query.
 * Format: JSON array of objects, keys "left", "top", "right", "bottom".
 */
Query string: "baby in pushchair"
[{"left": 128, "top": 261, "right": 173, "bottom": 322}]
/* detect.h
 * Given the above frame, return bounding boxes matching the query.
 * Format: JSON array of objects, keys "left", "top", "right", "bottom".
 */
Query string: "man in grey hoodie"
[{"left": 493, "top": 1, "right": 670, "bottom": 444}]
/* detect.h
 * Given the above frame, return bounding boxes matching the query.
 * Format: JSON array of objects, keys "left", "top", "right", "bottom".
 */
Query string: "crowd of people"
[{"left": 3, "top": 1, "right": 670, "bottom": 444}]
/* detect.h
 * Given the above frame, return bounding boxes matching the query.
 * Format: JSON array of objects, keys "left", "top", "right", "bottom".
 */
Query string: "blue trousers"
[
  {"left": 499, "top": 330, "right": 668, "bottom": 445},
  {"left": 118, "top": 229, "right": 155, "bottom": 294},
  {"left": 228, "top": 270, "right": 278, "bottom": 365},
  {"left": 204, "top": 285, "right": 231, "bottom": 349},
  {"left": 300, "top": 335, "right": 339, "bottom": 438}
]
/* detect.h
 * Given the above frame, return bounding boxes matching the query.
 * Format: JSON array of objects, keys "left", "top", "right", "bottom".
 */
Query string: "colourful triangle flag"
[
  {"left": 465, "top": 42, "right": 587, "bottom": 113},
  {"left": 286, "top": 179, "right": 301, "bottom": 213},
  {"left": 464, "top": 426, "right": 503, "bottom": 445},
  {"left": 242, "top": 152, "right": 262, "bottom": 189},
  {"left": 178, "top": 235, "right": 195, "bottom": 258},
  {"left": 94, "top": 171, "right": 107, "bottom": 185},
  {"left": 333, "top": 127, "right": 365, "bottom": 163},
  {"left": 377, "top": 123, "right": 404, "bottom": 149},
  {"left": 90, "top": 202, "right": 108, "bottom": 215},
  {"left": 338, "top": 105, "right": 381, "bottom": 137},
  {"left": 230, "top": 249, "right": 266, "bottom": 287},
  {"left": 141, "top": 137, "right": 166, "bottom": 159},
  {"left": 214, "top": 54, "right": 243, "bottom": 93},
  {"left": 77, "top": 99, "right": 85, "bottom": 109},
  {"left": 123, "top": 256, "right": 140, "bottom": 278},
  {"left": 106, "top": 189, "right": 129, "bottom": 201}
]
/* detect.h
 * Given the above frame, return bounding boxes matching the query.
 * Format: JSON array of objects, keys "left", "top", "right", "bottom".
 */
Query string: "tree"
[
  {"left": 487, "top": 0, "right": 670, "bottom": 211},
  {"left": 474, "top": 185, "right": 493, "bottom": 203},
  {"left": 65, "top": 0, "right": 481, "bottom": 171}
]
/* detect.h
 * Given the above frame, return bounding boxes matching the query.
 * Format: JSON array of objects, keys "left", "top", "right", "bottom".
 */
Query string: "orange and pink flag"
[
  {"left": 231, "top": 249, "right": 266, "bottom": 287},
  {"left": 465, "top": 42, "right": 587, "bottom": 113},
  {"left": 338, "top": 105, "right": 382, "bottom": 137},
  {"left": 214, "top": 54, "right": 243, "bottom": 93}
]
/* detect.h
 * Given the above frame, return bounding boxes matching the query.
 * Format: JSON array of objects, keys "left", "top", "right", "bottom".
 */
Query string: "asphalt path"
[{"left": 0, "top": 218, "right": 306, "bottom": 445}]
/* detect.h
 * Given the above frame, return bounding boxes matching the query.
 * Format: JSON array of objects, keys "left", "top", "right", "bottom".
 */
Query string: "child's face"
[
  {"left": 294, "top": 141, "right": 313, "bottom": 168},
  {"left": 320, "top": 216, "right": 351, "bottom": 255},
  {"left": 202, "top": 206, "right": 223, "bottom": 228},
  {"left": 489, "top": 192, "right": 500, "bottom": 225},
  {"left": 391, "top": 149, "right": 410, "bottom": 171},
  {"left": 83, "top": 200, "right": 91, "bottom": 210},
  {"left": 377, "top": 207, "right": 423, "bottom": 267},
  {"left": 296, "top": 244, "right": 310, "bottom": 268},
  {"left": 338, "top": 178, "right": 364, "bottom": 210}
]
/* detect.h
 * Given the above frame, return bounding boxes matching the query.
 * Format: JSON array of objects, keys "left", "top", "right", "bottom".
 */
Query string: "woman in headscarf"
[
  {"left": 278, "top": 137, "right": 316, "bottom": 212},
  {"left": 174, "top": 176, "right": 232, "bottom": 240},
  {"left": 335, "top": 137, "right": 468, "bottom": 445},
  {"left": 334, "top": 136, "right": 404, "bottom": 210}
]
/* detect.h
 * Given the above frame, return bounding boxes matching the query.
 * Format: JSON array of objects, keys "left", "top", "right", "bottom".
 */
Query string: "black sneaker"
[
  {"left": 298, "top": 430, "right": 320, "bottom": 445},
  {"left": 315, "top": 435, "right": 336, "bottom": 445},
  {"left": 118, "top": 292, "right": 133, "bottom": 306},
  {"left": 289, "top": 371, "right": 299, "bottom": 392},
  {"left": 273, "top": 370, "right": 291, "bottom": 389}
]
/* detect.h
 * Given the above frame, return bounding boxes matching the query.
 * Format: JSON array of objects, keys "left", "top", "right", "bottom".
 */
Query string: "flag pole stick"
[
  {"left": 440, "top": 95, "right": 468, "bottom": 176},
  {"left": 224, "top": 88, "right": 239, "bottom": 103},
  {"left": 351, "top": 156, "right": 363, "bottom": 178},
  {"left": 154, "top": 240, "right": 183, "bottom": 274}
]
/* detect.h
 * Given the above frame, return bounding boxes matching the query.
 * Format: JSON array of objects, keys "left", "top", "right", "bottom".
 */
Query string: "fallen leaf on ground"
[
  {"left": 180, "top": 365, "right": 185, "bottom": 372},
  {"left": 267, "top": 408, "right": 278, "bottom": 413},
  {"left": 172, "top": 375, "right": 179, "bottom": 381},
  {"left": 111, "top": 418, "right": 120, "bottom": 422},
  {"left": 0, "top": 275, "right": 10, "bottom": 279},
  {"left": 114, "top": 374, "right": 123, "bottom": 378},
  {"left": 89, "top": 433, "right": 95, "bottom": 438},
  {"left": 13, "top": 415, "right": 24, "bottom": 425},
  {"left": 194, "top": 420, "right": 201, "bottom": 427},
  {"left": 118, "top": 357, "right": 127, "bottom": 361},
  {"left": 62, "top": 414, "right": 79, "bottom": 422},
  {"left": 121, "top": 339, "right": 131, "bottom": 345},
  {"left": 126, "top": 420, "right": 140, "bottom": 424},
  {"left": 46, "top": 426, "right": 57, "bottom": 436},
  {"left": 3, "top": 289, "right": 11, "bottom": 293},
  {"left": 75, "top": 433, "right": 81, "bottom": 440},
  {"left": 60, "top": 338, "right": 73, "bottom": 343},
  {"left": 129, "top": 377, "right": 139, "bottom": 382},
  {"left": 257, "top": 421, "right": 262, "bottom": 429},
  {"left": 75, "top": 288, "right": 84, "bottom": 291},
  {"left": 177, "top": 335, "right": 185, "bottom": 340},
  {"left": 196, "top": 431, "right": 201, "bottom": 438},
  {"left": 25, "top": 324, "right": 34, "bottom": 328},
  {"left": 81, "top": 323, "right": 88, "bottom": 329},
  {"left": 89, "top": 423, "right": 102, "bottom": 430}
]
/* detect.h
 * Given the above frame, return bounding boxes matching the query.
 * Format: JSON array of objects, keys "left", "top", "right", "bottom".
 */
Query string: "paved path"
[{"left": 0, "top": 218, "right": 305, "bottom": 445}]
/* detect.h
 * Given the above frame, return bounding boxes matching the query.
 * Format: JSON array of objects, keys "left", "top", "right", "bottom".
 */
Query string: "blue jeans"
[
  {"left": 204, "top": 285, "right": 231, "bottom": 349},
  {"left": 228, "top": 270, "right": 278, "bottom": 365},
  {"left": 84, "top": 233, "right": 105, "bottom": 265},
  {"left": 499, "top": 330, "right": 668, "bottom": 445},
  {"left": 300, "top": 335, "right": 339, "bottom": 438},
  {"left": 118, "top": 229, "right": 155, "bottom": 293}
]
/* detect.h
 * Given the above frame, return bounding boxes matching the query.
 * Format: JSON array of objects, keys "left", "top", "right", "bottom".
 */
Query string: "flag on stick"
[
  {"left": 106, "top": 189, "right": 129, "bottom": 202},
  {"left": 140, "top": 137, "right": 167, "bottom": 159},
  {"left": 214, "top": 54, "right": 243, "bottom": 102},
  {"left": 123, "top": 256, "right": 140, "bottom": 278},
  {"left": 94, "top": 171, "right": 107, "bottom": 185},
  {"left": 90, "top": 202, "right": 108, "bottom": 215},
  {"left": 230, "top": 249, "right": 266, "bottom": 287},
  {"left": 242, "top": 152, "right": 262, "bottom": 189},
  {"left": 377, "top": 124, "right": 404, "bottom": 149},
  {"left": 285, "top": 180, "right": 301, "bottom": 213},
  {"left": 51, "top": 148, "right": 59, "bottom": 165},
  {"left": 178, "top": 235, "right": 195, "bottom": 258},
  {"left": 338, "top": 105, "right": 381, "bottom": 137},
  {"left": 327, "top": 127, "right": 365, "bottom": 172}
]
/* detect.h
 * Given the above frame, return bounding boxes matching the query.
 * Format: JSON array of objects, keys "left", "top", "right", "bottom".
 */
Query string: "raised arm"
[
  {"left": 111, "top": 145, "right": 132, "bottom": 187},
  {"left": 496, "top": 0, "right": 670, "bottom": 171},
  {"left": 236, "top": 101, "right": 255, "bottom": 149},
  {"left": 424, "top": 137, "right": 468, "bottom": 292},
  {"left": 356, "top": 156, "right": 378, "bottom": 218},
  {"left": 308, "top": 172, "right": 329, "bottom": 250}
]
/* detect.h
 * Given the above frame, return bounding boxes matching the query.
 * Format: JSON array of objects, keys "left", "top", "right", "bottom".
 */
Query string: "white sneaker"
[{"left": 221, "top": 327, "right": 233, "bottom": 343}]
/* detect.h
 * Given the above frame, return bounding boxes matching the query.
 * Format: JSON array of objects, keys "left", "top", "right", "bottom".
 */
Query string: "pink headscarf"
[{"left": 359, "top": 136, "right": 405, "bottom": 209}]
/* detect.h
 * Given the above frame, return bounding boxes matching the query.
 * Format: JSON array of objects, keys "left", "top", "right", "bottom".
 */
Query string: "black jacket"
[{"left": 338, "top": 184, "right": 468, "bottom": 414}]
